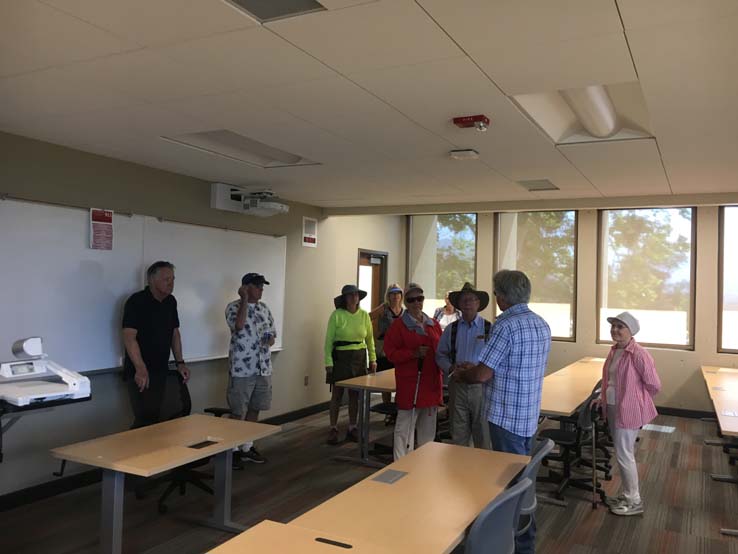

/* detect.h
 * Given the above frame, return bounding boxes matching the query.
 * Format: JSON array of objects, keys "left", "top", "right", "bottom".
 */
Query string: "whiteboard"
[
  {"left": 142, "top": 217, "right": 286, "bottom": 359},
  {"left": 0, "top": 199, "right": 286, "bottom": 372},
  {"left": 0, "top": 200, "right": 144, "bottom": 371}
]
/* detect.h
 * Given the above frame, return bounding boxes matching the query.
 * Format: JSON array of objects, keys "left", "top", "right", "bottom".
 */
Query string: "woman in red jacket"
[{"left": 384, "top": 282, "right": 443, "bottom": 460}]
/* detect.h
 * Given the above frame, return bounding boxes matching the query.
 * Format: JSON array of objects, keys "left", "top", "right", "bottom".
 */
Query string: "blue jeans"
[{"left": 489, "top": 423, "right": 536, "bottom": 554}]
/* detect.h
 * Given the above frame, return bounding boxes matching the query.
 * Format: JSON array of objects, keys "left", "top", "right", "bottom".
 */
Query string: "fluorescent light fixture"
[
  {"left": 559, "top": 85, "right": 618, "bottom": 138},
  {"left": 161, "top": 130, "right": 319, "bottom": 169},
  {"left": 513, "top": 82, "right": 652, "bottom": 145}
]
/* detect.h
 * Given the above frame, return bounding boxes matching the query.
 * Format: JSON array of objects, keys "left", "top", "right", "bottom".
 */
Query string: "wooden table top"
[
  {"left": 207, "top": 520, "right": 391, "bottom": 553},
  {"left": 336, "top": 368, "right": 396, "bottom": 393},
  {"left": 292, "top": 441, "right": 529, "bottom": 553},
  {"left": 702, "top": 366, "right": 738, "bottom": 436},
  {"left": 51, "top": 414, "right": 281, "bottom": 477},
  {"left": 540, "top": 357, "right": 605, "bottom": 417}
]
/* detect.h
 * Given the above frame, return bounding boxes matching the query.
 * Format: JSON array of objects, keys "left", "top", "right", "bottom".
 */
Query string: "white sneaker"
[
  {"left": 610, "top": 501, "right": 644, "bottom": 516},
  {"left": 605, "top": 494, "right": 627, "bottom": 508}
]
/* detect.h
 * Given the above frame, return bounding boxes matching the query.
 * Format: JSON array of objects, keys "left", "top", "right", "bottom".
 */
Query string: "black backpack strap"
[{"left": 449, "top": 320, "right": 459, "bottom": 365}]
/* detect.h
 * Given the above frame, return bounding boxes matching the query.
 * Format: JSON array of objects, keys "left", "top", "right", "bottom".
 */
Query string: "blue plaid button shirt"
[{"left": 480, "top": 303, "right": 551, "bottom": 437}]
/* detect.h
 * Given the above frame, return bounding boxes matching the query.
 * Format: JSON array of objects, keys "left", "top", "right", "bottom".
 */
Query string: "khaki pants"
[
  {"left": 450, "top": 380, "right": 490, "bottom": 449},
  {"left": 394, "top": 406, "right": 438, "bottom": 460}
]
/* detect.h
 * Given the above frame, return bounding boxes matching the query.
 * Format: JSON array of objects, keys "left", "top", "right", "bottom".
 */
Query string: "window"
[
  {"left": 598, "top": 208, "right": 695, "bottom": 347},
  {"left": 496, "top": 211, "right": 577, "bottom": 339},
  {"left": 408, "top": 214, "right": 477, "bottom": 315},
  {"left": 720, "top": 207, "right": 738, "bottom": 352}
]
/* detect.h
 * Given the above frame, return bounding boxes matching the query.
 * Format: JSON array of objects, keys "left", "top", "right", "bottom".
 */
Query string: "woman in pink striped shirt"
[{"left": 598, "top": 311, "right": 661, "bottom": 516}]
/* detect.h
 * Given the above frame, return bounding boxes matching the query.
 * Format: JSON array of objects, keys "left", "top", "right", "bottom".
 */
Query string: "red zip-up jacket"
[{"left": 384, "top": 314, "right": 443, "bottom": 410}]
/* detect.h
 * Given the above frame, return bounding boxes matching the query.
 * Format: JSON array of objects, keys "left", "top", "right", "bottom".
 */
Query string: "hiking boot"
[
  {"left": 242, "top": 446, "right": 266, "bottom": 464},
  {"left": 326, "top": 428, "right": 340, "bottom": 445}
]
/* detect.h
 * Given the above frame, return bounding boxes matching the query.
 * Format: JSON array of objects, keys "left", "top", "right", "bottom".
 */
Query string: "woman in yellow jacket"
[{"left": 324, "top": 285, "right": 377, "bottom": 444}]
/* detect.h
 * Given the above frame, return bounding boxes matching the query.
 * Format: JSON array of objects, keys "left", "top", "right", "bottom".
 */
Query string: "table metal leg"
[
  {"left": 184, "top": 450, "right": 246, "bottom": 533},
  {"left": 100, "top": 469, "right": 124, "bottom": 554},
  {"left": 333, "top": 389, "right": 385, "bottom": 469}
]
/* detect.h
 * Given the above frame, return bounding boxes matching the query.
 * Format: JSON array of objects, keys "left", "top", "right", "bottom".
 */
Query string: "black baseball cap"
[{"left": 242, "top": 273, "right": 270, "bottom": 286}]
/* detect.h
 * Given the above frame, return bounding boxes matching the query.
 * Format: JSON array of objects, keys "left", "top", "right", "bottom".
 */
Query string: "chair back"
[
  {"left": 159, "top": 370, "right": 191, "bottom": 421},
  {"left": 515, "top": 438, "right": 555, "bottom": 515},
  {"left": 464, "top": 478, "right": 532, "bottom": 554},
  {"left": 576, "top": 380, "right": 602, "bottom": 431}
]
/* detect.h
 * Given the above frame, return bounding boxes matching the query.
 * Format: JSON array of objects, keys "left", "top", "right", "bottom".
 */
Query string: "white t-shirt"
[
  {"left": 438, "top": 311, "right": 460, "bottom": 331},
  {"left": 605, "top": 348, "right": 624, "bottom": 405}
]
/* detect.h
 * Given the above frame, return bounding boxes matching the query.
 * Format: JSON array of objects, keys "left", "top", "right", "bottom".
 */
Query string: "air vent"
[
  {"left": 161, "top": 130, "right": 319, "bottom": 169},
  {"left": 225, "top": 0, "right": 325, "bottom": 23},
  {"left": 517, "top": 179, "right": 559, "bottom": 192}
]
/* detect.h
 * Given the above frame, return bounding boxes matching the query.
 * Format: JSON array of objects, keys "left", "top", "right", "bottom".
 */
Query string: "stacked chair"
[{"left": 538, "top": 383, "right": 610, "bottom": 507}]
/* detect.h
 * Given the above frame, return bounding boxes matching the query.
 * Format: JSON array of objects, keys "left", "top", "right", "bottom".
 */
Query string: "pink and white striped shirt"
[{"left": 600, "top": 338, "right": 661, "bottom": 429}]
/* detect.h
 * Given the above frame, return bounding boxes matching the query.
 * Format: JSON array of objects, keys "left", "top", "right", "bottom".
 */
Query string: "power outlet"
[{"left": 304, "top": 375, "right": 309, "bottom": 386}]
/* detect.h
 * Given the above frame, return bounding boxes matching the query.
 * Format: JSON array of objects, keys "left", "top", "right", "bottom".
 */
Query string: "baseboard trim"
[
  {"left": 657, "top": 406, "right": 715, "bottom": 420},
  {"left": 0, "top": 468, "right": 101, "bottom": 512},
  {"left": 262, "top": 401, "right": 330, "bottom": 426},
  {"left": 0, "top": 400, "right": 331, "bottom": 512}
]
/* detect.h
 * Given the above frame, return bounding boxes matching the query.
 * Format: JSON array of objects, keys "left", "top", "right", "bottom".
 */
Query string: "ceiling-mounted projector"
[{"left": 210, "top": 183, "right": 289, "bottom": 217}]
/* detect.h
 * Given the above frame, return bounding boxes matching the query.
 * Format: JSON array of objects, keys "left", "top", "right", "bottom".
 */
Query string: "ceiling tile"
[
  {"left": 627, "top": 14, "right": 738, "bottom": 194},
  {"left": 0, "top": 0, "right": 136, "bottom": 77},
  {"left": 42, "top": 0, "right": 257, "bottom": 47},
  {"left": 254, "top": 77, "right": 454, "bottom": 160},
  {"left": 67, "top": 49, "right": 237, "bottom": 103},
  {"left": 0, "top": 66, "right": 139, "bottom": 118},
  {"left": 156, "top": 28, "right": 337, "bottom": 93},
  {"left": 618, "top": 0, "right": 738, "bottom": 30},
  {"left": 558, "top": 139, "right": 671, "bottom": 196},
  {"left": 266, "top": 0, "right": 462, "bottom": 74},
  {"left": 165, "top": 90, "right": 382, "bottom": 165},
  {"left": 419, "top": 0, "right": 635, "bottom": 94}
]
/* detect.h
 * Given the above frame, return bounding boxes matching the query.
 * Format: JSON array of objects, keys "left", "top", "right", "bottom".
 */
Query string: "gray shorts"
[{"left": 227, "top": 374, "right": 272, "bottom": 416}]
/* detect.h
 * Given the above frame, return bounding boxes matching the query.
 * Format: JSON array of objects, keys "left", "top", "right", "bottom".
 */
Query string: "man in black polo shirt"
[{"left": 122, "top": 261, "right": 190, "bottom": 428}]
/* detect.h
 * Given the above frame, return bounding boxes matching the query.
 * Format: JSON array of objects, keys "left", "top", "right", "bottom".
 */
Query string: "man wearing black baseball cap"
[{"left": 224, "top": 272, "right": 276, "bottom": 467}]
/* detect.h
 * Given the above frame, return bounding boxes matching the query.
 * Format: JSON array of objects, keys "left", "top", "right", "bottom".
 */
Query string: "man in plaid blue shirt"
[{"left": 455, "top": 269, "right": 550, "bottom": 554}]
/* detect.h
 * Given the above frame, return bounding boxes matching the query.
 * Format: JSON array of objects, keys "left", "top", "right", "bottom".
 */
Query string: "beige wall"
[
  {"left": 0, "top": 132, "right": 405, "bottom": 495},
  {"left": 477, "top": 206, "right": 732, "bottom": 413}
]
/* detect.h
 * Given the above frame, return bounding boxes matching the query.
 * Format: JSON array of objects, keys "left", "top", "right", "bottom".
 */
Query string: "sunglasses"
[{"left": 405, "top": 295, "right": 424, "bottom": 303}]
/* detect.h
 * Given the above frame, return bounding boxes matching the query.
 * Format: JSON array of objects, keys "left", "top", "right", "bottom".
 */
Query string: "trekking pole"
[{"left": 407, "top": 356, "right": 424, "bottom": 450}]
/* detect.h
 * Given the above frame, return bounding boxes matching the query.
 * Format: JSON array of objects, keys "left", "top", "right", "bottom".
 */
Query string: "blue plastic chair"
[
  {"left": 464, "top": 477, "right": 532, "bottom": 554},
  {"left": 514, "top": 438, "right": 554, "bottom": 536}
]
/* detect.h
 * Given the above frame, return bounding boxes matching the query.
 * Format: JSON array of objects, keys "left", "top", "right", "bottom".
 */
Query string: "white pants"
[
  {"left": 607, "top": 405, "right": 641, "bottom": 504},
  {"left": 394, "top": 406, "right": 438, "bottom": 460}
]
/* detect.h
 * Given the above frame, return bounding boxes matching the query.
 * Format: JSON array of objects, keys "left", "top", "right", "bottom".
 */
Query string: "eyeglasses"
[{"left": 405, "top": 296, "right": 424, "bottom": 303}]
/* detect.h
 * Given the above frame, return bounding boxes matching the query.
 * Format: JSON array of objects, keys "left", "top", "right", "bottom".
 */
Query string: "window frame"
[
  {"left": 406, "top": 212, "right": 479, "bottom": 296},
  {"left": 492, "top": 209, "right": 578, "bottom": 342},
  {"left": 595, "top": 207, "right": 697, "bottom": 351},
  {"left": 718, "top": 206, "right": 738, "bottom": 354}
]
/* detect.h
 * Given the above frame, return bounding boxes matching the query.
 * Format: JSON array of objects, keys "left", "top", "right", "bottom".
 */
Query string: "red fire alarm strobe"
[{"left": 452, "top": 114, "right": 490, "bottom": 131}]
